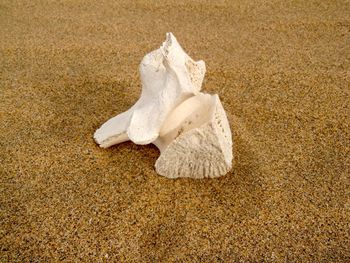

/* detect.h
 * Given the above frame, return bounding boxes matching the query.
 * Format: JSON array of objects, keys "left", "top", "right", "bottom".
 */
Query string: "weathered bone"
[{"left": 94, "top": 33, "right": 232, "bottom": 178}]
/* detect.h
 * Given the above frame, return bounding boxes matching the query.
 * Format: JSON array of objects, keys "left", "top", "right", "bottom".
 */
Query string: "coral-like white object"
[{"left": 94, "top": 33, "right": 232, "bottom": 178}]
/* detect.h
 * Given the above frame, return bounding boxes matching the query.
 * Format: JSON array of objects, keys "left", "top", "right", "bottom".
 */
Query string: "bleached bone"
[
  {"left": 94, "top": 32, "right": 233, "bottom": 178},
  {"left": 154, "top": 93, "right": 232, "bottom": 178},
  {"left": 94, "top": 32, "right": 206, "bottom": 147}
]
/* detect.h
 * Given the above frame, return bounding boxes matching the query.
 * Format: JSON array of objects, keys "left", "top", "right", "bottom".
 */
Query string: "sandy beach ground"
[{"left": 1, "top": 0, "right": 349, "bottom": 261}]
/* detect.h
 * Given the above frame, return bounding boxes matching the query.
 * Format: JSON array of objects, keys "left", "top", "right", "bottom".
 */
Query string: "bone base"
[{"left": 154, "top": 94, "right": 232, "bottom": 179}]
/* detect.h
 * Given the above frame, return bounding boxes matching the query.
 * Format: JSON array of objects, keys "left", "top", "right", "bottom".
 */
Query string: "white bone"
[
  {"left": 94, "top": 32, "right": 206, "bottom": 147},
  {"left": 94, "top": 32, "right": 233, "bottom": 179}
]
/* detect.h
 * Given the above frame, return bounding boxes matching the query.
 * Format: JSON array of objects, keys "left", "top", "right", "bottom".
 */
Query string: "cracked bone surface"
[{"left": 94, "top": 33, "right": 232, "bottom": 178}]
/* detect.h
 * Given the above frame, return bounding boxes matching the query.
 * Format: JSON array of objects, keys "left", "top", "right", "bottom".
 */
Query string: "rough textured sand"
[{"left": 1, "top": 0, "right": 349, "bottom": 261}]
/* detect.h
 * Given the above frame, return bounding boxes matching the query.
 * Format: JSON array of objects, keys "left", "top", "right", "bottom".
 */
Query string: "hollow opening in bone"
[{"left": 153, "top": 93, "right": 216, "bottom": 152}]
